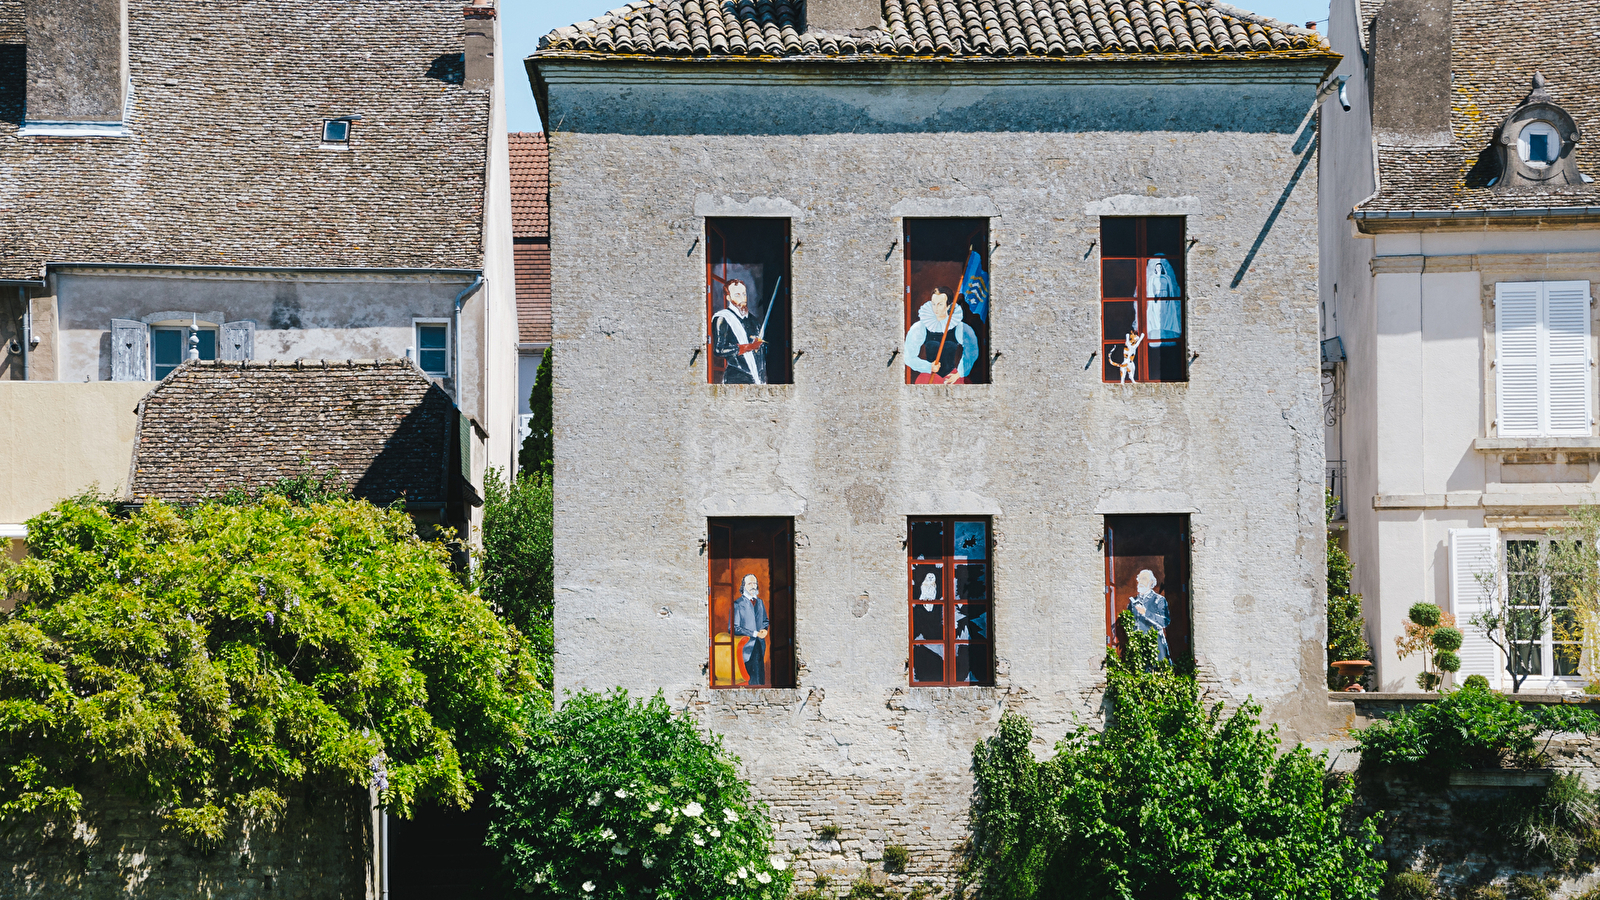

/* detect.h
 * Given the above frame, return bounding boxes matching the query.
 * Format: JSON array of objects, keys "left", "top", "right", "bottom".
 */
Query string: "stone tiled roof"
[
  {"left": 1357, "top": 0, "right": 1600, "bottom": 214},
  {"left": 129, "top": 359, "right": 456, "bottom": 507},
  {"left": 510, "top": 132, "right": 549, "bottom": 239},
  {"left": 0, "top": 0, "right": 488, "bottom": 281},
  {"left": 537, "top": 0, "right": 1325, "bottom": 58},
  {"left": 0, "top": 0, "right": 21, "bottom": 44}
]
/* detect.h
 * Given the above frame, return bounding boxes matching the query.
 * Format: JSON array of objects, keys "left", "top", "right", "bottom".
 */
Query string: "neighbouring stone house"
[
  {"left": 533, "top": 0, "right": 1339, "bottom": 885},
  {"left": 0, "top": 0, "right": 520, "bottom": 551},
  {"left": 1320, "top": 0, "right": 1600, "bottom": 691}
]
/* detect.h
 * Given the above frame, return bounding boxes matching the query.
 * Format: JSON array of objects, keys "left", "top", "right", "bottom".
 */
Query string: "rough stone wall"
[
  {"left": 0, "top": 783, "right": 371, "bottom": 899},
  {"left": 544, "top": 63, "right": 1330, "bottom": 888}
]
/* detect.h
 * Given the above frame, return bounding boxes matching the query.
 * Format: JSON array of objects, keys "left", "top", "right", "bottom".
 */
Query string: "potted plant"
[{"left": 1396, "top": 602, "right": 1460, "bottom": 691}]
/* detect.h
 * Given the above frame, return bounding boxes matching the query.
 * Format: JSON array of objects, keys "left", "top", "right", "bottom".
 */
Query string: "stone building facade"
[
  {"left": 0, "top": 0, "right": 519, "bottom": 537},
  {"left": 534, "top": 0, "right": 1340, "bottom": 885},
  {"left": 1320, "top": 0, "right": 1600, "bottom": 692}
]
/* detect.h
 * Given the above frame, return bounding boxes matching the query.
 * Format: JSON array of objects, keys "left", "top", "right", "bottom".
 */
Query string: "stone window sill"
[{"left": 1475, "top": 437, "right": 1600, "bottom": 451}]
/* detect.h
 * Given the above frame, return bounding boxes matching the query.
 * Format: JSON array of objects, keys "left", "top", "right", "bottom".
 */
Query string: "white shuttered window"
[
  {"left": 1450, "top": 527, "right": 1503, "bottom": 689},
  {"left": 1495, "top": 281, "right": 1593, "bottom": 437}
]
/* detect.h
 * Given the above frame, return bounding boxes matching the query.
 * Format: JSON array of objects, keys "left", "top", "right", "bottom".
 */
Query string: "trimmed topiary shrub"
[{"left": 486, "top": 689, "right": 791, "bottom": 900}]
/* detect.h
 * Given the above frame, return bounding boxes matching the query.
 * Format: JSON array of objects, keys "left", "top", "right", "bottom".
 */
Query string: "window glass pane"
[
  {"left": 1145, "top": 217, "right": 1184, "bottom": 258},
  {"left": 1103, "top": 301, "right": 1138, "bottom": 342},
  {"left": 196, "top": 329, "right": 216, "bottom": 361},
  {"left": 707, "top": 218, "right": 791, "bottom": 385},
  {"left": 905, "top": 218, "right": 989, "bottom": 385},
  {"left": 955, "top": 563, "right": 986, "bottom": 600},
  {"left": 707, "top": 518, "right": 794, "bottom": 688},
  {"left": 955, "top": 643, "right": 990, "bottom": 684},
  {"left": 1510, "top": 641, "right": 1541, "bottom": 676},
  {"left": 954, "top": 521, "right": 986, "bottom": 559},
  {"left": 418, "top": 325, "right": 447, "bottom": 350},
  {"left": 912, "top": 603, "right": 944, "bottom": 641},
  {"left": 1529, "top": 133, "right": 1549, "bottom": 163},
  {"left": 152, "top": 329, "right": 182, "bottom": 380},
  {"left": 910, "top": 521, "right": 943, "bottom": 560},
  {"left": 1101, "top": 218, "right": 1137, "bottom": 257},
  {"left": 1102, "top": 259, "right": 1137, "bottom": 298},
  {"left": 912, "top": 643, "right": 946, "bottom": 683},
  {"left": 1105, "top": 514, "right": 1191, "bottom": 668},
  {"left": 955, "top": 604, "right": 988, "bottom": 641}
]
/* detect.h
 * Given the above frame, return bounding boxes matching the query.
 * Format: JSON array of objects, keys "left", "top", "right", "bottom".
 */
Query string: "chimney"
[
  {"left": 805, "top": 0, "right": 881, "bottom": 33},
  {"left": 463, "top": 3, "right": 496, "bottom": 91},
  {"left": 25, "top": 0, "right": 127, "bottom": 124},
  {"left": 1369, "top": 0, "right": 1452, "bottom": 143}
]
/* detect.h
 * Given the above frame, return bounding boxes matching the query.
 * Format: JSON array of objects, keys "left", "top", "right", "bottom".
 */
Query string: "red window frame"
[
  {"left": 1100, "top": 217, "right": 1187, "bottom": 384},
  {"left": 904, "top": 218, "right": 990, "bottom": 385},
  {"left": 708, "top": 518, "right": 795, "bottom": 689},
  {"left": 907, "top": 517, "right": 993, "bottom": 686}
]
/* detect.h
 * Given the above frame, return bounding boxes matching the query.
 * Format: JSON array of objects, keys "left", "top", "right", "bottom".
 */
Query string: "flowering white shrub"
[{"left": 486, "top": 690, "right": 792, "bottom": 900}]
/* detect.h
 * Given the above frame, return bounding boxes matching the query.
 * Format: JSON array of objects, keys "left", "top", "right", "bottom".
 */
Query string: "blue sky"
[{"left": 506, "top": 0, "right": 1332, "bottom": 132}]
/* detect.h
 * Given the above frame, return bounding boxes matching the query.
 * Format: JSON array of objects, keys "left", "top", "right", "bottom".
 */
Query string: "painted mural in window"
[
  {"left": 708, "top": 518, "right": 794, "bottom": 688},
  {"left": 908, "top": 517, "right": 992, "bottom": 685},
  {"left": 706, "top": 218, "right": 792, "bottom": 385},
  {"left": 904, "top": 219, "right": 990, "bottom": 385},
  {"left": 1104, "top": 515, "right": 1191, "bottom": 668},
  {"left": 1101, "top": 217, "right": 1186, "bottom": 383}
]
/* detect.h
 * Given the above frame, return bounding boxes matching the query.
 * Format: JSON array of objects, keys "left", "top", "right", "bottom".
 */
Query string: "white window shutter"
[
  {"left": 1544, "top": 281, "right": 1591, "bottom": 436},
  {"left": 1451, "top": 527, "right": 1503, "bottom": 688},
  {"left": 220, "top": 321, "right": 255, "bottom": 361},
  {"left": 110, "top": 319, "right": 149, "bottom": 381},
  {"left": 1496, "top": 283, "right": 1541, "bottom": 436}
]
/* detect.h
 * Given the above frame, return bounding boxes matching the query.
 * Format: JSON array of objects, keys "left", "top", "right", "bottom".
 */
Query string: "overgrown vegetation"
[
  {"left": 479, "top": 469, "right": 554, "bottom": 689},
  {"left": 969, "top": 615, "right": 1382, "bottom": 899},
  {"left": 1355, "top": 680, "right": 1600, "bottom": 775},
  {"left": 882, "top": 843, "right": 909, "bottom": 872},
  {"left": 485, "top": 689, "right": 791, "bottom": 900},
  {"left": 518, "top": 347, "right": 553, "bottom": 476},
  {"left": 0, "top": 494, "right": 541, "bottom": 843},
  {"left": 1328, "top": 491, "right": 1372, "bottom": 688}
]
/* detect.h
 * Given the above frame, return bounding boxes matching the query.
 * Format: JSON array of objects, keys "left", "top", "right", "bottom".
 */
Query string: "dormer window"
[{"left": 1519, "top": 122, "right": 1559, "bottom": 167}]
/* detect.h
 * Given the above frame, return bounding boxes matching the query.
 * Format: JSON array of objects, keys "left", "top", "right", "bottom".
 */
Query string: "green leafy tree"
[
  {"left": 971, "top": 635, "right": 1383, "bottom": 900},
  {"left": 479, "top": 469, "right": 554, "bottom": 689},
  {"left": 0, "top": 494, "right": 541, "bottom": 842},
  {"left": 1355, "top": 679, "right": 1600, "bottom": 774},
  {"left": 1327, "top": 491, "right": 1371, "bottom": 687},
  {"left": 519, "top": 347, "right": 553, "bottom": 476},
  {"left": 486, "top": 689, "right": 792, "bottom": 900}
]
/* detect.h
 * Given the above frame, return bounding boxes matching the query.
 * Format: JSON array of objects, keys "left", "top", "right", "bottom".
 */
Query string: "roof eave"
[{"left": 1352, "top": 205, "right": 1600, "bottom": 234}]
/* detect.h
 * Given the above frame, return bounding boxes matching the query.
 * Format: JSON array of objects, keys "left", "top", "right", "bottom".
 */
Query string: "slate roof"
[
  {"left": 537, "top": 0, "right": 1326, "bottom": 59},
  {"left": 1357, "top": 0, "right": 1600, "bottom": 215},
  {"left": 509, "top": 132, "right": 551, "bottom": 345},
  {"left": 128, "top": 359, "right": 456, "bottom": 508},
  {"left": 0, "top": 0, "right": 488, "bottom": 281}
]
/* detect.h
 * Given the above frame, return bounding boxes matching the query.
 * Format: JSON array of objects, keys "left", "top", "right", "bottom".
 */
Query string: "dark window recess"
[
  {"left": 708, "top": 518, "right": 795, "bottom": 688},
  {"left": 1104, "top": 514, "right": 1192, "bottom": 668},
  {"left": 707, "top": 218, "right": 792, "bottom": 385},
  {"left": 1101, "top": 217, "right": 1186, "bottom": 384},
  {"left": 417, "top": 324, "right": 448, "bottom": 376},
  {"left": 904, "top": 218, "right": 990, "bottom": 385},
  {"left": 908, "top": 517, "right": 992, "bottom": 686},
  {"left": 152, "top": 327, "right": 215, "bottom": 380}
]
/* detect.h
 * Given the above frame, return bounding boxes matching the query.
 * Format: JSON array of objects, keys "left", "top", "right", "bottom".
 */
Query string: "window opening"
[
  {"left": 904, "top": 219, "right": 990, "bottom": 385},
  {"left": 907, "top": 517, "right": 992, "bottom": 685},
  {"left": 1101, "top": 217, "right": 1187, "bottom": 383},
  {"left": 417, "top": 323, "right": 449, "bottom": 377},
  {"left": 151, "top": 326, "right": 216, "bottom": 380},
  {"left": 708, "top": 518, "right": 795, "bottom": 688},
  {"left": 1505, "top": 537, "right": 1583, "bottom": 680},
  {"left": 1104, "top": 515, "right": 1192, "bottom": 668},
  {"left": 706, "top": 218, "right": 791, "bottom": 385}
]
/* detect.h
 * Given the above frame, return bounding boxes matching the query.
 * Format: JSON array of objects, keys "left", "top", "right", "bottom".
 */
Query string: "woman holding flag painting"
[{"left": 903, "top": 228, "right": 990, "bottom": 385}]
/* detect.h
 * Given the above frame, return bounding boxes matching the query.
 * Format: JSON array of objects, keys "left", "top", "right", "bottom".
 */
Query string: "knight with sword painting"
[{"left": 711, "top": 279, "right": 776, "bottom": 385}]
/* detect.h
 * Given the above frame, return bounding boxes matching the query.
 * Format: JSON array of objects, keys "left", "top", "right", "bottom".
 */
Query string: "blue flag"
[{"left": 959, "top": 250, "right": 988, "bottom": 323}]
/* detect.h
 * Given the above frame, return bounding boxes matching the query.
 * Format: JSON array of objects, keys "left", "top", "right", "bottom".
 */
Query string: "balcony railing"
[{"left": 1326, "top": 460, "right": 1347, "bottom": 522}]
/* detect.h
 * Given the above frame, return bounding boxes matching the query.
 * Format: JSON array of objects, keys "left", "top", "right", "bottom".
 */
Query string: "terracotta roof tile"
[
  {"left": 537, "top": 0, "right": 1324, "bottom": 58},
  {"left": 509, "top": 132, "right": 549, "bottom": 239},
  {"left": 516, "top": 243, "right": 551, "bottom": 344},
  {"left": 128, "top": 359, "right": 457, "bottom": 507},
  {"left": 1358, "top": 0, "right": 1600, "bottom": 213}
]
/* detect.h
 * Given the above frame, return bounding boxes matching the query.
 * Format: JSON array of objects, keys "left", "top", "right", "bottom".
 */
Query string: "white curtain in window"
[
  {"left": 1496, "top": 281, "right": 1592, "bottom": 437},
  {"left": 1450, "top": 526, "right": 1502, "bottom": 688}
]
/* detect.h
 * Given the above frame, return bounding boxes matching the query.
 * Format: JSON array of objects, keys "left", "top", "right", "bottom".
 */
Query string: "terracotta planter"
[
  {"left": 1448, "top": 770, "right": 1553, "bottom": 788},
  {"left": 1332, "top": 659, "right": 1373, "bottom": 691}
]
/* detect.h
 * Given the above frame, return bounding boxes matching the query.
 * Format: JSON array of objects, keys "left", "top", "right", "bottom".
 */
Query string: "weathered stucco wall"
[
  {"left": 0, "top": 381, "right": 149, "bottom": 523},
  {"left": 0, "top": 782, "right": 372, "bottom": 899},
  {"left": 544, "top": 61, "right": 1331, "bottom": 885}
]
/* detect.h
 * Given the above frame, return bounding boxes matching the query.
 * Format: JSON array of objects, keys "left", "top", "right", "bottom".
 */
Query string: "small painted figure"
[
  {"left": 1129, "top": 568, "right": 1170, "bottom": 663},
  {"left": 1145, "top": 253, "right": 1182, "bottom": 340},
  {"left": 712, "top": 280, "right": 767, "bottom": 385},
  {"left": 1114, "top": 329, "right": 1144, "bottom": 383},
  {"left": 732, "top": 573, "right": 770, "bottom": 685},
  {"left": 904, "top": 287, "right": 979, "bottom": 385}
]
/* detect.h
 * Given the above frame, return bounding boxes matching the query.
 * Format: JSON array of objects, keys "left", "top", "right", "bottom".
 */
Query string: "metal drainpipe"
[
  {"left": 451, "top": 274, "right": 485, "bottom": 401},
  {"left": 18, "top": 287, "right": 28, "bottom": 381},
  {"left": 380, "top": 809, "right": 390, "bottom": 900}
]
